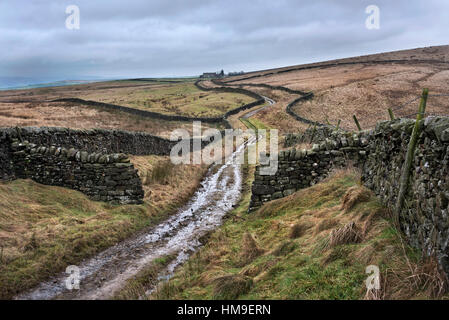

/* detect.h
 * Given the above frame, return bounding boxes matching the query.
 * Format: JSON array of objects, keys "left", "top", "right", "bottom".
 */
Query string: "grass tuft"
[
  {"left": 239, "top": 232, "right": 264, "bottom": 266},
  {"left": 288, "top": 222, "right": 309, "bottom": 239},
  {"left": 341, "top": 186, "right": 371, "bottom": 212},
  {"left": 144, "top": 160, "right": 175, "bottom": 185},
  {"left": 329, "top": 222, "right": 363, "bottom": 247},
  {"left": 212, "top": 275, "right": 253, "bottom": 300}
]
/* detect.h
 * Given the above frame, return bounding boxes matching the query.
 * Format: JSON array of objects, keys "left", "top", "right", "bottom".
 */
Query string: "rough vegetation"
[
  {"left": 0, "top": 156, "right": 207, "bottom": 299},
  {"left": 149, "top": 169, "right": 449, "bottom": 300}
]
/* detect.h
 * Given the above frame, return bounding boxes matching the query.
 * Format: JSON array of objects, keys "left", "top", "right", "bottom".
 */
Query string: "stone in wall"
[{"left": 0, "top": 130, "right": 15, "bottom": 180}]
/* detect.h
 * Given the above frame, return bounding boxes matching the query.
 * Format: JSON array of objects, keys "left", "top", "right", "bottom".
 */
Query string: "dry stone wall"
[
  {"left": 0, "top": 125, "right": 225, "bottom": 203},
  {"left": 362, "top": 117, "right": 449, "bottom": 273},
  {"left": 250, "top": 116, "right": 449, "bottom": 274},
  {"left": 0, "top": 126, "right": 210, "bottom": 203},
  {"left": 250, "top": 130, "right": 368, "bottom": 208},
  {"left": 10, "top": 139, "right": 143, "bottom": 204}
]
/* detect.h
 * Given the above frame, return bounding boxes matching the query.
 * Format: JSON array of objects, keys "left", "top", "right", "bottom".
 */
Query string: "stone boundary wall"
[
  {"left": 212, "top": 78, "right": 321, "bottom": 126},
  {"left": 0, "top": 125, "right": 224, "bottom": 203},
  {"left": 53, "top": 80, "right": 265, "bottom": 130},
  {"left": 1, "top": 126, "right": 176, "bottom": 158},
  {"left": 362, "top": 117, "right": 449, "bottom": 272},
  {"left": 193, "top": 80, "right": 266, "bottom": 119},
  {"left": 285, "top": 92, "right": 325, "bottom": 126},
  {"left": 211, "top": 78, "right": 309, "bottom": 96},
  {"left": 53, "top": 97, "right": 227, "bottom": 125},
  {"left": 10, "top": 139, "right": 143, "bottom": 204},
  {"left": 250, "top": 130, "right": 368, "bottom": 208},
  {"left": 250, "top": 117, "right": 449, "bottom": 274}
]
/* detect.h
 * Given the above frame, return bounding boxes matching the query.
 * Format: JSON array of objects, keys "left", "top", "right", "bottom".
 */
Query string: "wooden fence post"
[
  {"left": 394, "top": 88, "right": 429, "bottom": 225},
  {"left": 309, "top": 123, "right": 317, "bottom": 144},
  {"left": 353, "top": 115, "right": 362, "bottom": 131},
  {"left": 388, "top": 108, "right": 395, "bottom": 120}
]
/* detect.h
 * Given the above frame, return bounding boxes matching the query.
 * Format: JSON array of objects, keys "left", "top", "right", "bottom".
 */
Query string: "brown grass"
[
  {"left": 341, "top": 186, "right": 372, "bottom": 212},
  {"left": 143, "top": 160, "right": 175, "bottom": 185},
  {"left": 224, "top": 45, "right": 449, "bottom": 132},
  {"left": 329, "top": 222, "right": 363, "bottom": 247},
  {"left": 212, "top": 274, "right": 253, "bottom": 299},
  {"left": 314, "top": 218, "right": 339, "bottom": 235},
  {"left": 288, "top": 222, "right": 309, "bottom": 239},
  {"left": 239, "top": 232, "right": 265, "bottom": 266},
  {"left": 0, "top": 155, "right": 208, "bottom": 299}
]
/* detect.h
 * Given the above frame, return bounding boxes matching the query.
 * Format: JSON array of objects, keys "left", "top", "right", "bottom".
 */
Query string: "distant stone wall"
[
  {"left": 10, "top": 139, "right": 143, "bottom": 204},
  {"left": 211, "top": 78, "right": 309, "bottom": 96},
  {"left": 54, "top": 81, "right": 265, "bottom": 130},
  {"left": 250, "top": 117, "right": 449, "bottom": 274},
  {"left": 53, "top": 97, "right": 227, "bottom": 125},
  {"left": 194, "top": 80, "right": 266, "bottom": 119}
]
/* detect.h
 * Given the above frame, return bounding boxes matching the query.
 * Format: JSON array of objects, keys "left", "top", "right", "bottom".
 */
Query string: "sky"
[{"left": 0, "top": 0, "right": 448, "bottom": 83}]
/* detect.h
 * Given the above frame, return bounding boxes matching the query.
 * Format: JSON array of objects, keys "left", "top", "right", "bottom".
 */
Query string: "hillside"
[
  {"left": 144, "top": 169, "right": 447, "bottom": 300},
  {"left": 220, "top": 45, "right": 449, "bottom": 132}
]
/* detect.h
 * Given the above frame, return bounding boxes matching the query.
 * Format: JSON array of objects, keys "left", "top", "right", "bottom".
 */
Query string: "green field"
[{"left": 76, "top": 81, "right": 255, "bottom": 118}]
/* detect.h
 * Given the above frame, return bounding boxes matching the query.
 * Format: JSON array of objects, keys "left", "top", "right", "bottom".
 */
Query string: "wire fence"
[{"left": 390, "top": 93, "right": 449, "bottom": 119}]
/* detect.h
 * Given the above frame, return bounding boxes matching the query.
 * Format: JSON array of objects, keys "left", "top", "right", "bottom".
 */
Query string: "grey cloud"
[{"left": 0, "top": 0, "right": 448, "bottom": 81}]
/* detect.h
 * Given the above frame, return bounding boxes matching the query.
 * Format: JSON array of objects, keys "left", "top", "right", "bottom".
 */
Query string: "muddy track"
[
  {"left": 16, "top": 136, "right": 256, "bottom": 300},
  {"left": 241, "top": 95, "right": 275, "bottom": 119}
]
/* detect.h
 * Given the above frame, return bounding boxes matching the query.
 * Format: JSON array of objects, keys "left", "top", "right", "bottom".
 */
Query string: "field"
[
  {"left": 74, "top": 82, "right": 255, "bottom": 118},
  {"left": 224, "top": 45, "right": 449, "bottom": 132},
  {"left": 0, "top": 100, "right": 221, "bottom": 138}
]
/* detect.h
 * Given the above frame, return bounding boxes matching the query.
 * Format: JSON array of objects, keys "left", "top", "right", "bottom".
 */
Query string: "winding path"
[{"left": 241, "top": 95, "right": 275, "bottom": 119}]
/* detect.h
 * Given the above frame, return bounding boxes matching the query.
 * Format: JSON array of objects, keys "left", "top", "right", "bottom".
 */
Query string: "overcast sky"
[{"left": 1, "top": 0, "right": 448, "bottom": 82}]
